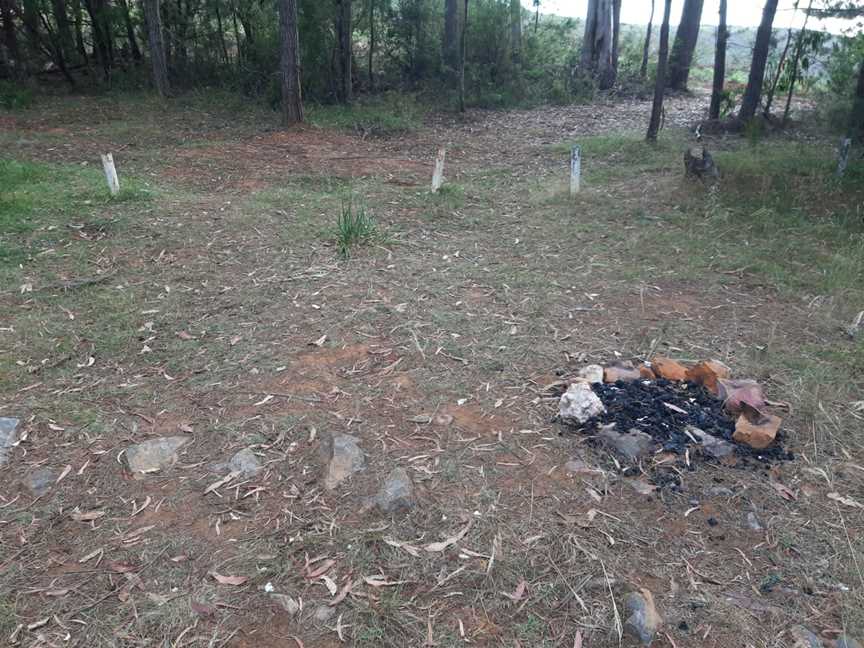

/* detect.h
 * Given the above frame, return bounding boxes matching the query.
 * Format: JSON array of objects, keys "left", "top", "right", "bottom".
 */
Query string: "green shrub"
[{"left": 0, "top": 80, "right": 34, "bottom": 110}]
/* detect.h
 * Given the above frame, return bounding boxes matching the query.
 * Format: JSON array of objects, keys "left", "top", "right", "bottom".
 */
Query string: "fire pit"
[{"left": 555, "top": 357, "right": 792, "bottom": 466}]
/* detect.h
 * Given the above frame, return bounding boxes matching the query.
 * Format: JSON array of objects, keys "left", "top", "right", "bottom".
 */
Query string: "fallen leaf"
[
  {"left": 320, "top": 575, "right": 338, "bottom": 596},
  {"left": 329, "top": 579, "right": 353, "bottom": 607},
  {"left": 311, "top": 335, "right": 327, "bottom": 347},
  {"left": 502, "top": 579, "right": 527, "bottom": 601},
  {"left": 176, "top": 331, "right": 196, "bottom": 341},
  {"left": 828, "top": 492, "right": 864, "bottom": 509},
  {"left": 70, "top": 509, "right": 105, "bottom": 522},
  {"left": 770, "top": 481, "right": 798, "bottom": 501},
  {"left": 305, "top": 559, "right": 336, "bottom": 580},
  {"left": 55, "top": 465, "right": 72, "bottom": 484},
  {"left": 229, "top": 335, "right": 243, "bottom": 346},
  {"left": 204, "top": 471, "right": 240, "bottom": 495},
  {"left": 424, "top": 521, "right": 472, "bottom": 553},
  {"left": 108, "top": 561, "right": 138, "bottom": 573},
  {"left": 45, "top": 589, "right": 70, "bottom": 597},
  {"left": 210, "top": 572, "right": 248, "bottom": 586},
  {"left": 363, "top": 575, "right": 410, "bottom": 587},
  {"left": 191, "top": 600, "right": 217, "bottom": 617}
]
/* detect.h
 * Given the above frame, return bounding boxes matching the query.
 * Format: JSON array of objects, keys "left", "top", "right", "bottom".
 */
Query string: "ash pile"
[{"left": 555, "top": 357, "right": 792, "bottom": 467}]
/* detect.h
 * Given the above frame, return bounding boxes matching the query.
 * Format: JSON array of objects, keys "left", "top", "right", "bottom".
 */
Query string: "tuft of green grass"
[{"left": 336, "top": 199, "right": 377, "bottom": 259}]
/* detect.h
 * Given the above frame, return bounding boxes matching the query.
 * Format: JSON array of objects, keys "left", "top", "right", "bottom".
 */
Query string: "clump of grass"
[{"left": 336, "top": 199, "right": 376, "bottom": 258}]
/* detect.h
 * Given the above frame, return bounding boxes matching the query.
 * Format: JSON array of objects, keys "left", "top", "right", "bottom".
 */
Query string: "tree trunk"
[
  {"left": 83, "top": 0, "right": 112, "bottom": 82},
  {"left": 580, "top": 0, "right": 615, "bottom": 89},
  {"left": 510, "top": 0, "right": 521, "bottom": 65},
  {"left": 336, "top": 0, "right": 352, "bottom": 103},
  {"left": 849, "top": 57, "right": 864, "bottom": 140},
  {"left": 667, "top": 0, "right": 703, "bottom": 91},
  {"left": 367, "top": 0, "right": 374, "bottom": 89},
  {"left": 640, "top": 0, "right": 654, "bottom": 80},
  {"left": 0, "top": 0, "right": 21, "bottom": 76},
  {"left": 458, "top": 0, "right": 468, "bottom": 112},
  {"left": 444, "top": 0, "right": 460, "bottom": 72},
  {"left": 51, "top": 0, "right": 74, "bottom": 64},
  {"left": 708, "top": 0, "right": 727, "bottom": 119},
  {"left": 278, "top": 0, "right": 303, "bottom": 125},
  {"left": 142, "top": 0, "right": 170, "bottom": 96},
  {"left": 214, "top": 0, "right": 230, "bottom": 66},
  {"left": 72, "top": 0, "right": 87, "bottom": 64},
  {"left": 764, "top": 11, "right": 796, "bottom": 117},
  {"left": 738, "top": 0, "right": 779, "bottom": 121},
  {"left": 611, "top": 0, "right": 621, "bottom": 71},
  {"left": 781, "top": 0, "right": 814, "bottom": 126},
  {"left": 118, "top": 0, "right": 142, "bottom": 62},
  {"left": 647, "top": 0, "right": 672, "bottom": 142}
]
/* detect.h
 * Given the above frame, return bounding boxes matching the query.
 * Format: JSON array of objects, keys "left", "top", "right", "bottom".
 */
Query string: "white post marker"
[
  {"left": 431, "top": 146, "right": 446, "bottom": 193},
  {"left": 570, "top": 145, "right": 581, "bottom": 197},
  {"left": 837, "top": 138, "right": 852, "bottom": 178},
  {"left": 101, "top": 153, "right": 120, "bottom": 196}
]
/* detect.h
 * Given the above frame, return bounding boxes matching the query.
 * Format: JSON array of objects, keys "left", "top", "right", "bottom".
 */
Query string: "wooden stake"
[
  {"left": 570, "top": 145, "right": 581, "bottom": 197},
  {"left": 101, "top": 153, "right": 120, "bottom": 196},
  {"left": 431, "top": 147, "right": 446, "bottom": 193}
]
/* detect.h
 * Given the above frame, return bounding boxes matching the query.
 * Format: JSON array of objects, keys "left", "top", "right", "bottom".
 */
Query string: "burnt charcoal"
[{"left": 559, "top": 379, "right": 791, "bottom": 464}]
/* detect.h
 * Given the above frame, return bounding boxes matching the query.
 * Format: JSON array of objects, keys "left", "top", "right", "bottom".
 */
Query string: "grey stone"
[
  {"left": 744, "top": 511, "right": 764, "bottom": 531},
  {"left": 272, "top": 593, "right": 300, "bottom": 615},
  {"left": 125, "top": 436, "right": 190, "bottom": 473},
  {"left": 623, "top": 589, "right": 662, "bottom": 645},
  {"left": 373, "top": 467, "right": 415, "bottom": 513},
  {"left": 24, "top": 467, "right": 55, "bottom": 496},
  {"left": 837, "top": 635, "right": 863, "bottom": 648},
  {"left": 578, "top": 364, "right": 604, "bottom": 384},
  {"left": 706, "top": 486, "right": 735, "bottom": 498},
  {"left": 686, "top": 426, "right": 735, "bottom": 460},
  {"left": 313, "top": 604, "right": 335, "bottom": 623},
  {"left": 598, "top": 427, "right": 655, "bottom": 461},
  {"left": 789, "top": 626, "right": 823, "bottom": 648},
  {"left": 558, "top": 382, "right": 605, "bottom": 425},
  {"left": 321, "top": 433, "right": 365, "bottom": 490},
  {"left": 210, "top": 448, "right": 261, "bottom": 476},
  {"left": 0, "top": 417, "right": 21, "bottom": 465}
]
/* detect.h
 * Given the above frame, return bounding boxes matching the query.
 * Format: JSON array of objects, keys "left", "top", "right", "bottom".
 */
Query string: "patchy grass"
[
  {"left": 335, "top": 199, "right": 377, "bottom": 259},
  {"left": 307, "top": 92, "right": 427, "bottom": 136}
]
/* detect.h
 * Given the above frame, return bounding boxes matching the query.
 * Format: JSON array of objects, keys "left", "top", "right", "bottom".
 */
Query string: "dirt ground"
[{"left": 1, "top": 92, "right": 863, "bottom": 648}]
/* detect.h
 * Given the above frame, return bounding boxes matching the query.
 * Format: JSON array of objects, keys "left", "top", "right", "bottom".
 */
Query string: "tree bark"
[
  {"left": 213, "top": 0, "right": 230, "bottom": 66},
  {"left": 611, "top": 0, "right": 621, "bottom": 71},
  {"left": 708, "top": 0, "right": 727, "bottom": 119},
  {"left": 639, "top": 0, "right": 654, "bottom": 80},
  {"left": 580, "top": 0, "right": 615, "bottom": 89},
  {"left": 336, "top": 0, "right": 351, "bottom": 103},
  {"left": 647, "top": 0, "right": 672, "bottom": 142},
  {"left": 72, "top": 0, "right": 87, "bottom": 64},
  {"left": 51, "top": 0, "right": 74, "bottom": 64},
  {"left": 83, "top": 0, "right": 112, "bottom": 82},
  {"left": 510, "top": 0, "right": 521, "bottom": 65},
  {"left": 142, "top": 0, "right": 170, "bottom": 97},
  {"left": 738, "top": 0, "right": 779, "bottom": 121},
  {"left": 278, "top": 0, "right": 303, "bottom": 125},
  {"left": 118, "top": 0, "right": 142, "bottom": 62},
  {"left": 444, "top": 0, "right": 461, "bottom": 72},
  {"left": 764, "top": 10, "right": 796, "bottom": 117},
  {"left": 667, "top": 0, "right": 704, "bottom": 91}
]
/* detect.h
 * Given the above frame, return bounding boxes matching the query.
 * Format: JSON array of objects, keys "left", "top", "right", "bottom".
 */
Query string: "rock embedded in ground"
[
  {"left": 321, "top": 433, "right": 366, "bottom": 490},
  {"left": 706, "top": 486, "right": 734, "bottom": 498},
  {"left": 733, "top": 408, "right": 781, "bottom": 449},
  {"left": 598, "top": 426, "right": 655, "bottom": 461},
  {"left": 0, "top": 417, "right": 20, "bottom": 465},
  {"left": 686, "top": 425, "right": 735, "bottom": 460},
  {"left": 372, "top": 467, "right": 415, "bottom": 513},
  {"left": 623, "top": 588, "right": 662, "bottom": 645},
  {"left": 558, "top": 382, "right": 606, "bottom": 425},
  {"left": 744, "top": 511, "right": 764, "bottom": 531},
  {"left": 224, "top": 448, "right": 261, "bottom": 477},
  {"left": 578, "top": 364, "right": 604, "bottom": 384},
  {"left": 125, "top": 436, "right": 190, "bottom": 473},
  {"left": 313, "top": 604, "right": 335, "bottom": 623},
  {"left": 789, "top": 626, "right": 824, "bottom": 648},
  {"left": 686, "top": 360, "right": 731, "bottom": 395},
  {"left": 272, "top": 593, "right": 300, "bottom": 615},
  {"left": 24, "top": 467, "right": 55, "bottom": 496},
  {"left": 718, "top": 379, "right": 766, "bottom": 415},
  {"left": 603, "top": 363, "right": 642, "bottom": 383},
  {"left": 837, "top": 635, "right": 863, "bottom": 648},
  {"left": 651, "top": 356, "right": 689, "bottom": 381}
]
